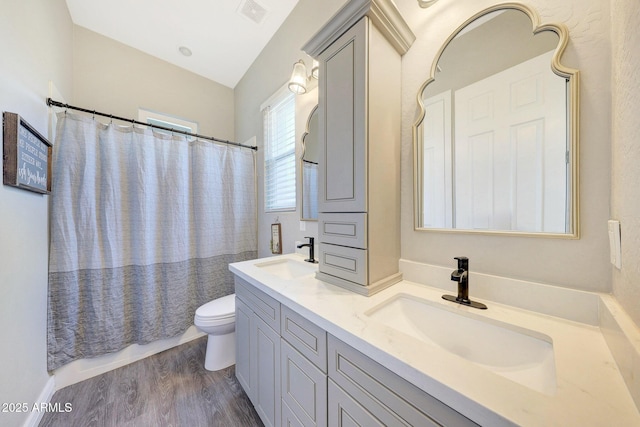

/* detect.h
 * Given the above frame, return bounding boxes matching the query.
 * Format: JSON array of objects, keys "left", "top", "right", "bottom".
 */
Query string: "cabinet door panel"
[
  {"left": 319, "top": 18, "right": 367, "bottom": 213},
  {"left": 281, "top": 340, "right": 328, "bottom": 427},
  {"left": 328, "top": 380, "right": 386, "bottom": 427},
  {"left": 318, "top": 212, "right": 367, "bottom": 249},
  {"left": 318, "top": 243, "right": 367, "bottom": 286},
  {"left": 235, "top": 297, "right": 254, "bottom": 403},
  {"left": 283, "top": 400, "right": 306, "bottom": 427},
  {"left": 254, "top": 316, "right": 281, "bottom": 427}
]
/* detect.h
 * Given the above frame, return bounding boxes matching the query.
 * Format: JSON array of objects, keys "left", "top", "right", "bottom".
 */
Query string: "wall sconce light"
[
  {"left": 418, "top": 0, "right": 438, "bottom": 7},
  {"left": 288, "top": 59, "right": 319, "bottom": 95}
]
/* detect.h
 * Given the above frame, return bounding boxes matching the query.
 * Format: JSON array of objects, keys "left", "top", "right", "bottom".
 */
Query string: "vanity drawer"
[
  {"left": 328, "top": 335, "right": 479, "bottom": 427},
  {"left": 235, "top": 277, "right": 281, "bottom": 332},
  {"left": 318, "top": 213, "right": 367, "bottom": 249},
  {"left": 318, "top": 243, "right": 367, "bottom": 286},
  {"left": 281, "top": 305, "right": 327, "bottom": 372}
]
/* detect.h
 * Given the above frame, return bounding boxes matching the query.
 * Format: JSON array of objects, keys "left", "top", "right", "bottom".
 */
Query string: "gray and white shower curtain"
[{"left": 47, "top": 113, "right": 257, "bottom": 371}]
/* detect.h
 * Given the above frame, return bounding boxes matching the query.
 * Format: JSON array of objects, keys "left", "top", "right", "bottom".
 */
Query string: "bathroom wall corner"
[{"left": 599, "top": 295, "right": 640, "bottom": 411}]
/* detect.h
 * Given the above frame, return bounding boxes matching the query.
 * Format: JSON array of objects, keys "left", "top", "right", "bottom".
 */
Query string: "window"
[
  {"left": 138, "top": 108, "right": 198, "bottom": 136},
  {"left": 263, "top": 87, "right": 296, "bottom": 212}
]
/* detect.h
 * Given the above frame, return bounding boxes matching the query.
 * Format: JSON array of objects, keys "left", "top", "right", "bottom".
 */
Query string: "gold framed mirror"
[{"left": 413, "top": 3, "right": 579, "bottom": 238}]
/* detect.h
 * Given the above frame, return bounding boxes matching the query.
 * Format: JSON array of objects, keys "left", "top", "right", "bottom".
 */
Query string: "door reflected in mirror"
[
  {"left": 301, "top": 105, "right": 319, "bottom": 220},
  {"left": 414, "top": 5, "right": 579, "bottom": 237}
]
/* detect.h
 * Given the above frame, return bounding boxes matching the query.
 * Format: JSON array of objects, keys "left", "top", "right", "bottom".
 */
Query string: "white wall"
[
  {"left": 611, "top": 0, "right": 640, "bottom": 326},
  {"left": 0, "top": 0, "right": 73, "bottom": 426},
  {"left": 234, "top": 0, "right": 349, "bottom": 259},
  {"left": 72, "top": 26, "right": 235, "bottom": 140},
  {"left": 398, "top": 0, "right": 612, "bottom": 292}
]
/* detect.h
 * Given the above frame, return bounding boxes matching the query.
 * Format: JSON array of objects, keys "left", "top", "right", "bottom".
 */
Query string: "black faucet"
[
  {"left": 297, "top": 237, "right": 318, "bottom": 263},
  {"left": 442, "top": 256, "right": 487, "bottom": 309}
]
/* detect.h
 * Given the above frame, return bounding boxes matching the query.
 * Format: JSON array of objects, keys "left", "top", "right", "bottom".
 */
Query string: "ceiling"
[{"left": 65, "top": 0, "right": 300, "bottom": 89}]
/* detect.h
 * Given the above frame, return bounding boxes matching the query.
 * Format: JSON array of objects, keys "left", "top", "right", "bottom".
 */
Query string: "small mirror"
[
  {"left": 414, "top": 5, "right": 579, "bottom": 237},
  {"left": 301, "top": 105, "right": 319, "bottom": 220}
]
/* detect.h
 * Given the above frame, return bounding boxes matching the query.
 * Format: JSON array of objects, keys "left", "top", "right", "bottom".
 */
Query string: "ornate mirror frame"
[{"left": 412, "top": 3, "right": 580, "bottom": 238}]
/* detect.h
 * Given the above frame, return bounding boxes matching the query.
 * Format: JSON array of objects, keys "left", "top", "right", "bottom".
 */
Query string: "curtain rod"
[{"left": 46, "top": 98, "right": 258, "bottom": 151}]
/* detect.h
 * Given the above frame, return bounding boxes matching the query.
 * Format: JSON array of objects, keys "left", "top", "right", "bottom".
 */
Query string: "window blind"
[{"left": 264, "top": 89, "right": 296, "bottom": 212}]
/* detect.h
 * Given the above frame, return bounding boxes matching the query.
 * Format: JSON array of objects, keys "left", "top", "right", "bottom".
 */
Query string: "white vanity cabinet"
[
  {"left": 235, "top": 277, "right": 282, "bottom": 427},
  {"left": 303, "top": 0, "right": 415, "bottom": 296},
  {"left": 233, "top": 273, "right": 478, "bottom": 427}
]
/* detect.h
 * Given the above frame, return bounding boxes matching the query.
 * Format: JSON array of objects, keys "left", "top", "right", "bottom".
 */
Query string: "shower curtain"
[{"left": 47, "top": 113, "right": 257, "bottom": 371}]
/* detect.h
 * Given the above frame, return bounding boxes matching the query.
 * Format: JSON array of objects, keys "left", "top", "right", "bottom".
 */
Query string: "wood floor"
[{"left": 40, "top": 337, "right": 264, "bottom": 427}]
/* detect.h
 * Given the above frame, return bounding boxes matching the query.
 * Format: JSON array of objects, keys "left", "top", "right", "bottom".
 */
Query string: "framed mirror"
[
  {"left": 413, "top": 4, "right": 579, "bottom": 237},
  {"left": 301, "top": 105, "right": 319, "bottom": 220}
]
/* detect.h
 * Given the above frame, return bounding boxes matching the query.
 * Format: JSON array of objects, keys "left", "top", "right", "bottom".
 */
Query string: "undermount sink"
[
  {"left": 255, "top": 258, "right": 317, "bottom": 280},
  {"left": 365, "top": 293, "right": 557, "bottom": 395}
]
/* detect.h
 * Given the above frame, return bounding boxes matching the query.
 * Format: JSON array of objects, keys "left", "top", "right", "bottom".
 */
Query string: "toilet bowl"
[{"left": 194, "top": 294, "right": 236, "bottom": 371}]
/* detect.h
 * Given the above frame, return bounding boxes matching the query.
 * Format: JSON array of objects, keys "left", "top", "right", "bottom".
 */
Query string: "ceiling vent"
[{"left": 238, "top": 0, "right": 268, "bottom": 25}]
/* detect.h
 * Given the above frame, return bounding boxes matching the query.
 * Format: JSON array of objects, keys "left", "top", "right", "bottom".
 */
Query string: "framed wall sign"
[
  {"left": 271, "top": 223, "right": 282, "bottom": 254},
  {"left": 3, "top": 112, "right": 52, "bottom": 194}
]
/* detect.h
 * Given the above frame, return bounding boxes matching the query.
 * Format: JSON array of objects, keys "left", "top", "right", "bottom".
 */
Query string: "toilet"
[{"left": 194, "top": 294, "right": 236, "bottom": 371}]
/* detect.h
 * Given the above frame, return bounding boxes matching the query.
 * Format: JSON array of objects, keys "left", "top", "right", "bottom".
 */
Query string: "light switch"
[{"left": 608, "top": 220, "right": 621, "bottom": 269}]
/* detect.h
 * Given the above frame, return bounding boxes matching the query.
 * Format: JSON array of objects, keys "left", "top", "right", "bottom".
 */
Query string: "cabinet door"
[
  {"left": 253, "top": 315, "right": 281, "bottom": 427},
  {"left": 328, "top": 380, "right": 386, "bottom": 427},
  {"left": 318, "top": 17, "right": 367, "bottom": 213},
  {"left": 283, "top": 400, "right": 306, "bottom": 427},
  {"left": 281, "top": 340, "right": 327, "bottom": 427},
  {"left": 235, "top": 297, "right": 254, "bottom": 403}
]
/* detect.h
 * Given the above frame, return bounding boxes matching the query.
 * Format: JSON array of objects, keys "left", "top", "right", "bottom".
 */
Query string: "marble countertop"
[{"left": 230, "top": 253, "right": 640, "bottom": 426}]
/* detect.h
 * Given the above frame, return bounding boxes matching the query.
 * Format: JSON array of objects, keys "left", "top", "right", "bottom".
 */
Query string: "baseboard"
[
  {"left": 22, "top": 376, "right": 55, "bottom": 427},
  {"left": 53, "top": 326, "right": 205, "bottom": 390}
]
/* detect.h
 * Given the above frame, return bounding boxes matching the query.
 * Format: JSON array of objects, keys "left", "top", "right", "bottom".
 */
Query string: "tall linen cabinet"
[{"left": 303, "top": 0, "right": 415, "bottom": 295}]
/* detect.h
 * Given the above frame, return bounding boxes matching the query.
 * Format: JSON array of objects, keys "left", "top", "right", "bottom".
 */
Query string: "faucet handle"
[
  {"left": 454, "top": 256, "right": 468, "bottom": 271},
  {"left": 304, "top": 236, "right": 314, "bottom": 244}
]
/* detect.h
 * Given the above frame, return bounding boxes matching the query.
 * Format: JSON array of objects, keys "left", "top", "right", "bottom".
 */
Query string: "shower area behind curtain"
[{"left": 47, "top": 113, "right": 257, "bottom": 371}]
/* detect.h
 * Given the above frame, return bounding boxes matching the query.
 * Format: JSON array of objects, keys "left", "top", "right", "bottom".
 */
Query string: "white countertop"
[{"left": 230, "top": 253, "right": 640, "bottom": 426}]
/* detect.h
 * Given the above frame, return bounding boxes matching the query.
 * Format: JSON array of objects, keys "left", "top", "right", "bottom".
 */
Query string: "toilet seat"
[{"left": 194, "top": 294, "right": 235, "bottom": 327}]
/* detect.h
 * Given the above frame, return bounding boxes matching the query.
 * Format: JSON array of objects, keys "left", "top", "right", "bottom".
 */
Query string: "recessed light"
[{"left": 178, "top": 46, "right": 192, "bottom": 57}]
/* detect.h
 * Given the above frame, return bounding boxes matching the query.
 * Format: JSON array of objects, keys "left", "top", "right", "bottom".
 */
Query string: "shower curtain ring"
[
  {"left": 110, "top": 114, "right": 113, "bottom": 124},
  {"left": 92, "top": 110, "right": 96, "bottom": 120}
]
